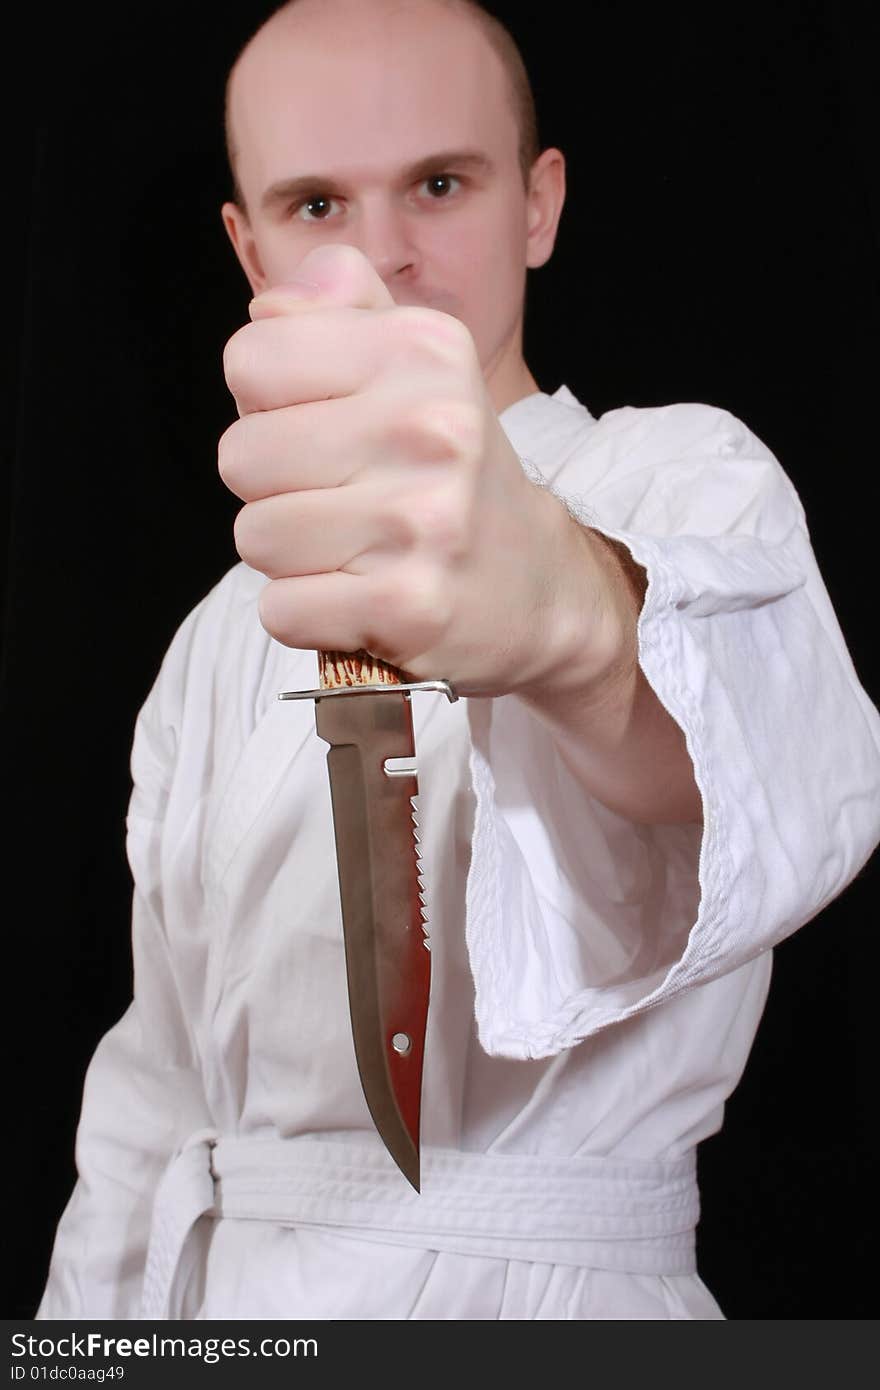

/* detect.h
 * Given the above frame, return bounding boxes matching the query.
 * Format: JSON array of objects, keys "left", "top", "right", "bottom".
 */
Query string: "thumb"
[{"left": 249, "top": 244, "right": 396, "bottom": 320}]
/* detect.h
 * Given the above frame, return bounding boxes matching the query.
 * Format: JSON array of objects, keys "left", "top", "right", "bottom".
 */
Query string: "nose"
[{"left": 350, "top": 196, "right": 419, "bottom": 286}]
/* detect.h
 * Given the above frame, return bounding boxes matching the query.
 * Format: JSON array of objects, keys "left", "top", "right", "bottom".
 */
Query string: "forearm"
[{"left": 515, "top": 508, "right": 703, "bottom": 827}]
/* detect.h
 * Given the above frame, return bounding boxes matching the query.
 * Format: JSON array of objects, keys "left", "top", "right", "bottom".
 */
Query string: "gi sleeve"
[
  {"left": 36, "top": 610, "right": 214, "bottom": 1319},
  {"left": 466, "top": 403, "right": 880, "bottom": 1060}
]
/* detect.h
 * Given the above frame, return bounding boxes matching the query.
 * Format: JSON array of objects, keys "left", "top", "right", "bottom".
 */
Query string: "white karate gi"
[{"left": 37, "top": 386, "right": 880, "bottom": 1321}]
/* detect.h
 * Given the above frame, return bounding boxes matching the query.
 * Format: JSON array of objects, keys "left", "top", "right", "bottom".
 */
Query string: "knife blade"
[{"left": 279, "top": 649, "right": 455, "bottom": 1191}]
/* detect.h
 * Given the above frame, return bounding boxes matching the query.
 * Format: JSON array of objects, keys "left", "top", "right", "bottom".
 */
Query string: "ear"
[
  {"left": 221, "top": 201, "right": 269, "bottom": 295},
  {"left": 524, "top": 148, "right": 566, "bottom": 270}
]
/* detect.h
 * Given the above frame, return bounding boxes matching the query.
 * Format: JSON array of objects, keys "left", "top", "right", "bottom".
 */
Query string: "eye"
[
  {"left": 420, "top": 173, "right": 461, "bottom": 199},
  {"left": 295, "top": 195, "right": 342, "bottom": 222}
]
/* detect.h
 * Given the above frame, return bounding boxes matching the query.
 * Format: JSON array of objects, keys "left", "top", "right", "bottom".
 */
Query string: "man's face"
[{"left": 223, "top": 0, "right": 557, "bottom": 389}]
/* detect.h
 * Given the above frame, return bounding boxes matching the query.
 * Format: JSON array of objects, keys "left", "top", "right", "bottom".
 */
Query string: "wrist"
[{"left": 516, "top": 497, "right": 644, "bottom": 705}]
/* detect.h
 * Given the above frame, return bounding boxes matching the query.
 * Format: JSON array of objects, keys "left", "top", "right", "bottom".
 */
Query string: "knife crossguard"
[
  {"left": 278, "top": 650, "right": 456, "bottom": 1192},
  {"left": 278, "top": 649, "right": 457, "bottom": 705}
]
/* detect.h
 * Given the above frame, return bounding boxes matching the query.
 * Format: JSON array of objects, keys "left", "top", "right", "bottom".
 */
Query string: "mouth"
[{"left": 392, "top": 290, "right": 460, "bottom": 316}]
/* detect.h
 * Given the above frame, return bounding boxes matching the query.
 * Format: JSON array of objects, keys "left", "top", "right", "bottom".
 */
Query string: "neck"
[
  {"left": 482, "top": 321, "right": 541, "bottom": 414},
  {"left": 488, "top": 360, "right": 541, "bottom": 415}
]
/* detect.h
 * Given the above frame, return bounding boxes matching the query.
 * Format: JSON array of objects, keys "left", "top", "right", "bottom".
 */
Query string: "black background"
[{"left": 3, "top": 0, "right": 877, "bottom": 1318}]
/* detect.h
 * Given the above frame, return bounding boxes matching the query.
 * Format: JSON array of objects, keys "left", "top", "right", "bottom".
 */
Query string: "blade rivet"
[{"left": 391, "top": 1032, "right": 412, "bottom": 1055}]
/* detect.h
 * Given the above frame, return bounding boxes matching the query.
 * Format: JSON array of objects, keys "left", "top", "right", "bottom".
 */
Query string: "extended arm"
[{"left": 510, "top": 490, "right": 702, "bottom": 826}]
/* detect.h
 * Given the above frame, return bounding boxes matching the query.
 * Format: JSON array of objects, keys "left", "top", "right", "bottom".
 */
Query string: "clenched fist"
[{"left": 219, "top": 244, "right": 626, "bottom": 699}]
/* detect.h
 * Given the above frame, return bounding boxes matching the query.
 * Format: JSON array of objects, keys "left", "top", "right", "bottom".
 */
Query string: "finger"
[
  {"left": 257, "top": 562, "right": 448, "bottom": 668},
  {"left": 249, "top": 244, "right": 396, "bottom": 321},
  {"left": 234, "top": 484, "right": 388, "bottom": 578},
  {"left": 258, "top": 570, "right": 385, "bottom": 653},
  {"left": 224, "top": 305, "right": 408, "bottom": 414},
  {"left": 218, "top": 392, "right": 406, "bottom": 501}
]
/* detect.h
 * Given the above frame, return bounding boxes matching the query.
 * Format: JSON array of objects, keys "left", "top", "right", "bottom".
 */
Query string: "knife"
[{"left": 279, "top": 648, "right": 456, "bottom": 1190}]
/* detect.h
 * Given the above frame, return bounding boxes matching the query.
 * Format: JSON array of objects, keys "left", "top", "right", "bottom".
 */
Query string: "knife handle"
[{"left": 318, "top": 649, "right": 404, "bottom": 690}]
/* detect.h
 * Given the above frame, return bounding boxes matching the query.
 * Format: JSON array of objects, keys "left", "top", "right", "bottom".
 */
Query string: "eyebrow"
[{"left": 259, "top": 149, "right": 496, "bottom": 214}]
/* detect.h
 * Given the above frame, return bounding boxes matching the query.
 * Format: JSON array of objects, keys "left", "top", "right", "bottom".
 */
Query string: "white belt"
[{"left": 140, "top": 1130, "right": 700, "bottom": 1319}]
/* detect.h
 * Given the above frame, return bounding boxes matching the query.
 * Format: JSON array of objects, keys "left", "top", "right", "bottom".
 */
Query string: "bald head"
[
  {"left": 218, "top": 0, "right": 566, "bottom": 405},
  {"left": 224, "top": 0, "right": 540, "bottom": 214}
]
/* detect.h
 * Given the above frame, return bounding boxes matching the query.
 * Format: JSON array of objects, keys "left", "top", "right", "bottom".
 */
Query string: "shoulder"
[
  {"left": 553, "top": 396, "right": 804, "bottom": 540},
  {"left": 585, "top": 398, "right": 776, "bottom": 465}
]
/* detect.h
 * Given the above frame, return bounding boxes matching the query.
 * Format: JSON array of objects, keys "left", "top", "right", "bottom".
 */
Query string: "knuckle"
[
  {"left": 221, "top": 324, "right": 254, "bottom": 392},
  {"left": 391, "top": 306, "right": 474, "bottom": 368},
  {"left": 427, "top": 398, "right": 484, "bottom": 462},
  {"left": 403, "top": 486, "right": 468, "bottom": 553},
  {"left": 232, "top": 500, "right": 265, "bottom": 567},
  {"left": 378, "top": 483, "right": 465, "bottom": 554},
  {"left": 392, "top": 397, "right": 484, "bottom": 465},
  {"left": 257, "top": 580, "right": 288, "bottom": 640},
  {"left": 379, "top": 493, "right": 421, "bottom": 549},
  {"left": 416, "top": 484, "right": 470, "bottom": 555},
  {"left": 232, "top": 503, "right": 251, "bottom": 559},
  {"left": 235, "top": 497, "right": 295, "bottom": 579},
  {"left": 217, "top": 418, "right": 248, "bottom": 492},
  {"left": 378, "top": 565, "right": 450, "bottom": 643}
]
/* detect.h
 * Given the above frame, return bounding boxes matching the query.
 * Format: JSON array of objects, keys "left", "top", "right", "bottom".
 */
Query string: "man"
[{"left": 37, "top": 0, "right": 880, "bottom": 1319}]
